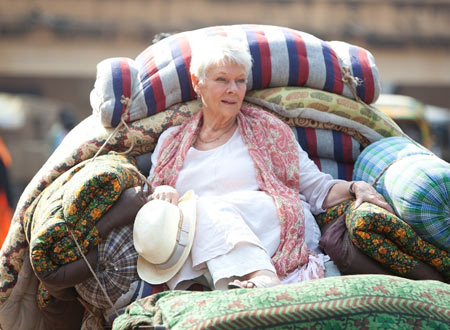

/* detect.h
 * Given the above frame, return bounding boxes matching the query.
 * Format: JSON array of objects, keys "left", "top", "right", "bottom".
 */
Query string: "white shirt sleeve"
[{"left": 297, "top": 142, "right": 345, "bottom": 215}]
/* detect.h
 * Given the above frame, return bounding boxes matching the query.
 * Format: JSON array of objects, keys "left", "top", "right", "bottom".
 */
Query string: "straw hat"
[{"left": 133, "top": 190, "right": 196, "bottom": 284}]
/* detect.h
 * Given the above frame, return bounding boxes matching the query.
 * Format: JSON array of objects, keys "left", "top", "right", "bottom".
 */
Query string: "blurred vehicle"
[
  {"left": 374, "top": 94, "right": 450, "bottom": 162},
  {"left": 424, "top": 105, "right": 450, "bottom": 162},
  {"left": 374, "top": 94, "right": 432, "bottom": 149}
]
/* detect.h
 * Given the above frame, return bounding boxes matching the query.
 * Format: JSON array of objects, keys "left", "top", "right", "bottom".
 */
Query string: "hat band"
[{"left": 155, "top": 210, "right": 190, "bottom": 271}]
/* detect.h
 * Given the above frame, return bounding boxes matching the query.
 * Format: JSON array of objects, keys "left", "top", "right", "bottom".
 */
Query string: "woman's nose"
[{"left": 227, "top": 81, "right": 238, "bottom": 93}]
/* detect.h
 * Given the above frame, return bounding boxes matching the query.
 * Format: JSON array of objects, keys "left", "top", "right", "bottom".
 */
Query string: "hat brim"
[{"left": 136, "top": 190, "right": 197, "bottom": 284}]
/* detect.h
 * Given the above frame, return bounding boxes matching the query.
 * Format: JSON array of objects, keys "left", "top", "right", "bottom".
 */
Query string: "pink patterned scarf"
[{"left": 150, "top": 105, "right": 310, "bottom": 276}]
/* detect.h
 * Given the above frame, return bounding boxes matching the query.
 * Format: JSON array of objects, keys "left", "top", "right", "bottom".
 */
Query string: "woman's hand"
[
  {"left": 351, "top": 181, "right": 394, "bottom": 213},
  {"left": 151, "top": 185, "right": 179, "bottom": 205}
]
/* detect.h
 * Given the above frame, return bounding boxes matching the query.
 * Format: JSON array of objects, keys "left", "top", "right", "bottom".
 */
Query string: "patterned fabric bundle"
[
  {"left": 316, "top": 201, "right": 449, "bottom": 280},
  {"left": 353, "top": 137, "right": 450, "bottom": 251},
  {"left": 102, "top": 280, "right": 168, "bottom": 326},
  {"left": 93, "top": 24, "right": 381, "bottom": 127},
  {"left": 112, "top": 275, "right": 450, "bottom": 330},
  {"left": 75, "top": 225, "right": 140, "bottom": 309},
  {"left": 23, "top": 154, "right": 142, "bottom": 277}
]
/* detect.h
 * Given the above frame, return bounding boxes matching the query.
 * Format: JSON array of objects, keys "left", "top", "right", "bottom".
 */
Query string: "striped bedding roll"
[
  {"left": 353, "top": 137, "right": 450, "bottom": 251},
  {"left": 135, "top": 24, "right": 380, "bottom": 118},
  {"left": 92, "top": 24, "right": 381, "bottom": 127},
  {"left": 292, "top": 126, "right": 361, "bottom": 181}
]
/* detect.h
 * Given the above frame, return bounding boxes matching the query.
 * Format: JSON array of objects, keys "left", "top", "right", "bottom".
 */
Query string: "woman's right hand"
[{"left": 151, "top": 185, "right": 179, "bottom": 205}]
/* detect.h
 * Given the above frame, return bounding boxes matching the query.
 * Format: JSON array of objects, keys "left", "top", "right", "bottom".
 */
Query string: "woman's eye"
[
  {"left": 237, "top": 79, "right": 246, "bottom": 84},
  {"left": 216, "top": 77, "right": 226, "bottom": 82}
]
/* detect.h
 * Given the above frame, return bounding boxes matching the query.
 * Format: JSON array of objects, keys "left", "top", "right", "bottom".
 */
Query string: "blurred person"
[
  {"left": 0, "top": 137, "right": 13, "bottom": 248},
  {"left": 48, "top": 106, "right": 76, "bottom": 151}
]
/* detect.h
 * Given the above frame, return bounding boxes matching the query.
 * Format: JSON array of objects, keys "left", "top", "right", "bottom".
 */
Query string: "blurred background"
[{"left": 0, "top": 0, "right": 449, "bottom": 211}]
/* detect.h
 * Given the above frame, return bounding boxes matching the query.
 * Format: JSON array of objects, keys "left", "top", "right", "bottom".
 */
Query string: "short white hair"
[{"left": 190, "top": 36, "right": 253, "bottom": 83}]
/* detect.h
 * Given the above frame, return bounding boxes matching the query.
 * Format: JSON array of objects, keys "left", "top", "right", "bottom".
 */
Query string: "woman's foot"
[{"left": 228, "top": 270, "right": 281, "bottom": 289}]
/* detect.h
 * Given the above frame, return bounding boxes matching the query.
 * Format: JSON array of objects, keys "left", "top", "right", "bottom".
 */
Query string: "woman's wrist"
[{"left": 349, "top": 181, "right": 356, "bottom": 198}]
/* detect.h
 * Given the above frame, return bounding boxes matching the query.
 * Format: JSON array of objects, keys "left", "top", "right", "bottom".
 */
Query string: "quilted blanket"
[
  {"left": 112, "top": 274, "right": 450, "bottom": 330},
  {"left": 23, "top": 154, "right": 142, "bottom": 277}
]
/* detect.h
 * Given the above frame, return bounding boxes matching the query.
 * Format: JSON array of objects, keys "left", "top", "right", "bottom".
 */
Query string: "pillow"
[
  {"left": 292, "top": 126, "right": 361, "bottom": 162},
  {"left": 353, "top": 137, "right": 450, "bottom": 251},
  {"left": 246, "top": 87, "right": 403, "bottom": 143},
  {"left": 94, "top": 24, "right": 381, "bottom": 127},
  {"left": 290, "top": 126, "right": 361, "bottom": 180}
]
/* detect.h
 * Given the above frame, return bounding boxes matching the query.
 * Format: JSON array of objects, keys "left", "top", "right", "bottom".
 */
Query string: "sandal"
[{"left": 227, "top": 275, "right": 279, "bottom": 289}]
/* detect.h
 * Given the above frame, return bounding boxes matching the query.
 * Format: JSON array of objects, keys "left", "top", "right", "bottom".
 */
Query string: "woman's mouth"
[{"left": 222, "top": 100, "right": 236, "bottom": 105}]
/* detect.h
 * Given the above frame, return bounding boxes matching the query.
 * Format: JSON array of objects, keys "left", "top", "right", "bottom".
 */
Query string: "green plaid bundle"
[{"left": 353, "top": 137, "right": 450, "bottom": 251}]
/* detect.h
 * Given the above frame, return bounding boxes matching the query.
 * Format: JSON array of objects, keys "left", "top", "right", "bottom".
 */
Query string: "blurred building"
[{"left": 0, "top": 0, "right": 449, "bottom": 194}]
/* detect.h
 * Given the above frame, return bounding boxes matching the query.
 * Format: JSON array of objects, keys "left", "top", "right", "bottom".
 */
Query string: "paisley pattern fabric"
[
  {"left": 316, "top": 201, "right": 450, "bottom": 281},
  {"left": 150, "top": 104, "right": 309, "bottom": 277},
  {"left": 112, "top": 274, "right": 450, "bottom": 330}
]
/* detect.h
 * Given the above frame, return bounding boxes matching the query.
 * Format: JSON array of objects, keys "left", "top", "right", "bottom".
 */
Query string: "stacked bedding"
[{"left": 1, "top": 24, "right": 446, "bottom": 330}]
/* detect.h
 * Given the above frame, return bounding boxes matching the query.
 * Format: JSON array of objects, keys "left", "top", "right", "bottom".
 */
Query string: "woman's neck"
[{"left": 195, "top": 113, "right": 238, "bottom": 149}]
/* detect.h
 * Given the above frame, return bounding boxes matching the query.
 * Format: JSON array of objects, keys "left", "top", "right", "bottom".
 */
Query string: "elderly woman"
[{"left": 147, "top": 37, "right": 393, "bottom": 290}]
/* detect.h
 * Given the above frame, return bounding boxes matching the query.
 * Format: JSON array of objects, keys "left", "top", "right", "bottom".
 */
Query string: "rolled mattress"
[{"left": 353, "top": 137, "right": 450, "bottom": 251}]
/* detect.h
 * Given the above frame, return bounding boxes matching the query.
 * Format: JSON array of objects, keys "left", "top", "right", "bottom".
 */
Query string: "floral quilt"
[{"left": 112, "top": 274, "right": 450, "bottom": 330}]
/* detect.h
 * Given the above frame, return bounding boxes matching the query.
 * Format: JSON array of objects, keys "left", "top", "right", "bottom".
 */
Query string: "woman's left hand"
[
  {"left": 352, "top": 181, "right": 395, "bottom": 213},
  {"left": 151, "top": 185, "right": 179, "bottom": 205}
]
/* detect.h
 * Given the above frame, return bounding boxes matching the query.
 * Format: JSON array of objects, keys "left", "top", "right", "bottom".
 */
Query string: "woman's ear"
[{"left": 191, "top": 73, "right": 200, "bottom": 94}]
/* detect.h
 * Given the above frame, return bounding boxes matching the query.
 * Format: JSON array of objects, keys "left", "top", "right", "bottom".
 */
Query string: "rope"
[
  {"left": 341, "top": 66, "right": 363, "bottom": 103},
  {"left": 69, "top": 229, "right": 120, "bottom": 317},
  {"left": 340, "top": 65, "right": 410, "bottom": 140},
  {"left": 90, "top": 96, "right": 135, "bottom": 163},
  {"left": 341, "top": 65, "right": 394, "bottom": 116},
  {"left": 370, "top": 157, "right": 406, "bottom": 188},
  {"left": 67, "top": 94, "right": 146, "bottom": 319}
]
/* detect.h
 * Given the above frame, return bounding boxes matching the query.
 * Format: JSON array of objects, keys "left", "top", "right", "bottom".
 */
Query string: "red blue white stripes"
[
  {"left": 102, "top": 24, "right": 380, "bottom": 127},
  {"left": 111, "top": 58, "right": 132, "bottom": 127}
]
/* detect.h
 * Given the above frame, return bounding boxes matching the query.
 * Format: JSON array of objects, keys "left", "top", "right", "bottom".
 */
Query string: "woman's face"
[{"left": 193, "top": 60, "right": 247, "bottom": 118}]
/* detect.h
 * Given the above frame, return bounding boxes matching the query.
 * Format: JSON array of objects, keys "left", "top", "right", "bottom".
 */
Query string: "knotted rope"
[{"left": 341, "top": 65, "right": 389, "bottom": 116}]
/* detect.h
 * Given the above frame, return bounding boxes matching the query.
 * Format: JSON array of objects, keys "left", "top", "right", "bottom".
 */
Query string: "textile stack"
[{"left": 0, "top": 24, "right": 448, "bottom": 330}]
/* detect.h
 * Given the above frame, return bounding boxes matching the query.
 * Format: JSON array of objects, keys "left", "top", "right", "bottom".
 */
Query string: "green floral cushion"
[{"left": 112, "top": 275, "right": 450, "bottom": 330}]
